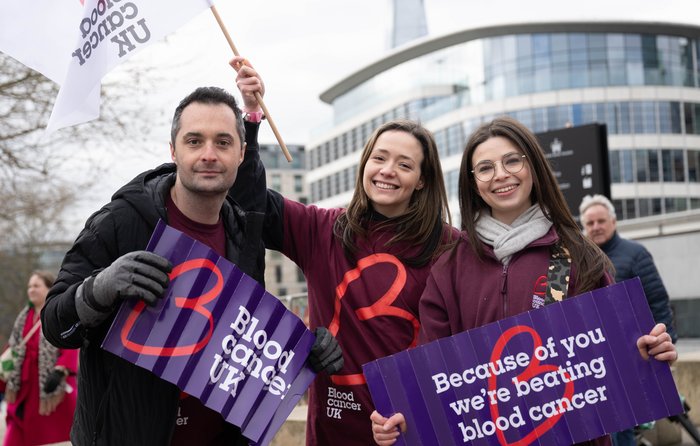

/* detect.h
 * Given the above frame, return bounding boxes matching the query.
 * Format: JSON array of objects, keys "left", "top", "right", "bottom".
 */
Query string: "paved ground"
[
  {"left": 677, "top": 338, "right": 700, "bottom": 359},
  {"left": 681, "top": 428, "right": 700, "bottom": 445}
]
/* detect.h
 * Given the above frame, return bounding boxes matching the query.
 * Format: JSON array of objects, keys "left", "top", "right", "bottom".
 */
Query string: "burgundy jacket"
[{"left": 420, "top": 228, "right": 612, "bottom": 446}]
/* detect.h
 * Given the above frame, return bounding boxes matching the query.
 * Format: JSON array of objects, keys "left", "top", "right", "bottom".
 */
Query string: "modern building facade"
[
  {"left": 306, "top": 21, "right": 700, "bottom": 336},
  {"left": 390, "top": 0, "right": 427, "bottom": 48},
  {"left": 258, "top": 143, "right": 309, "bottom": 299}
]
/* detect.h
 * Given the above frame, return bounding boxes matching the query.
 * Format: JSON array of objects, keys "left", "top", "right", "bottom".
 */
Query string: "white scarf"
[{"left": 476, "top": 205, "right": 553, "bottom": 265}]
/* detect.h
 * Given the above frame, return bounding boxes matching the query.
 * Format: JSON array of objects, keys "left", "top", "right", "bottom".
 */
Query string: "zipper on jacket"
[{"left": 501, "top": 263, "right": 509, "bottom": 317}]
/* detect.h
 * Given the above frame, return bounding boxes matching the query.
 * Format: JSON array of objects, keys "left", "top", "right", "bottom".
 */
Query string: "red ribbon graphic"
[
  {"left": 329, "top": 253, "right": 419, "bottom": 386},
  {"left": 489, "top": 325, "right": 574, "bottom": 446}
]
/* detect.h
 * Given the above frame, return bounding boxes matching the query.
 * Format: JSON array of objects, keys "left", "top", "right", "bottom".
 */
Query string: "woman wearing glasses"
[{"left": 371, "top": 116, "right": 677, "bottom": 446}]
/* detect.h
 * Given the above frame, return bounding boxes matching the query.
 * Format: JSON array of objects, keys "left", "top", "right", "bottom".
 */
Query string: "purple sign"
[
  {"left": 363, "top": 278, "right": 683, "bottom": 446},
  {"left": 102, "top": 221, "right": 316, "bottom": 445}
]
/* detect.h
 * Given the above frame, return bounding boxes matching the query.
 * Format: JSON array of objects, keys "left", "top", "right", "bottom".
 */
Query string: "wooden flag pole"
[{"left": 210, "top": 5, "right": 292, "bottom": 162}]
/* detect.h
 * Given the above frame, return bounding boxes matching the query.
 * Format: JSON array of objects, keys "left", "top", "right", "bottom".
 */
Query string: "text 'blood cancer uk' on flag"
[{"left": 0, "top": 0, "right": 213, "bottom": 132}]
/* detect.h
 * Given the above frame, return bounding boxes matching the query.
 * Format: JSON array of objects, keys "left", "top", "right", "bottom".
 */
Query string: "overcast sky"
[
  {"left": 131, "top": 0, "right": 700, "bottom": 142},
  {"left": 164, "top": 0, "right": 700, "bottom": 143},
  {"left": 63, "top": 0, "right": 700, "bottom": 234}
]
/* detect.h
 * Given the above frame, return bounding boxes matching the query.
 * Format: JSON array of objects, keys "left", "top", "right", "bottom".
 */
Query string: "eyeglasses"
[{"left": 471, "top": 153, "right": 527, "bottom": 182}]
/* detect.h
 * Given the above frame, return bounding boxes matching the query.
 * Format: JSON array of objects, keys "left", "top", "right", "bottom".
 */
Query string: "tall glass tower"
[{"left": 390, "top": 0, "right": 428, "bottom": 48}]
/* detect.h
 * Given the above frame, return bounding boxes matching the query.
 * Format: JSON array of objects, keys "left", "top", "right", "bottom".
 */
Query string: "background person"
[
  {"left": 579, "top": 193, "right": 677, "bottom": 446},
  {"left": 4, "top": 270, "right": 77, "bottom": 446},
  {"left": 231, "top": 56, "right": 458, "bottom": 445},
  {"left": 579, "top": 194, "right": 676, "bottom": 342},
  {"left": 371, "top": 117, "right": 677, "bottom": 446}
]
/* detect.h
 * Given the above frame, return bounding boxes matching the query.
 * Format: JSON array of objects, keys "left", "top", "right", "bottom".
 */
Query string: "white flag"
[
  {"left": 0, "top": 1, "right": 84, "bottom": 84},
  {"left": 0, "top": 0, "right": 213, "bottom": 132}
]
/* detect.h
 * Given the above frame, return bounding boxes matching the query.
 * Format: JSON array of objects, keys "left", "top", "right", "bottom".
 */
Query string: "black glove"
[
  {"left": 309, "top": 327, "right": 343, "bottom": 374},
  {"left": 92, "top": 250, "right": 172, "bottom": 308},
  {"left": 43, "top": 369, "right": 66, "bottom": 394}
]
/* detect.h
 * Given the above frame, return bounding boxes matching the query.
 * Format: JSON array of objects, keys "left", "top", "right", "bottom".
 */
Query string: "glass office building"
[
  {"left": 310, "top": 22, "right": 700, "bottom": 219},
  {"left": 307, "top": 21, "right": 700, "bottom": 335}
]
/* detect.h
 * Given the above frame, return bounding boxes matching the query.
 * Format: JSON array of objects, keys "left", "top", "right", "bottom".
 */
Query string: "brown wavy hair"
[
  {"left": 31, "top": 270, "right": 56, "bottom": 288},
  {"left": 458, "top": 116, "right": 612, "bottom": 292},
  {"left": 334, "top": 120, "right": 453, "bottom": 267}
]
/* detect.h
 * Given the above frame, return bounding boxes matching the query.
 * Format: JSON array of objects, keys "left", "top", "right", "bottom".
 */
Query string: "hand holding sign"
[
  {"left": 371, "top": 410, "right": 406, "bottom": 446},
  {"left": 365, "top": 279, "right": 682, "bottom": 446},
  {"left": 637, "top": 323, "right": 676, "bottom": 363},
  {"left": 102, "top": 221, "right": 318, "bottom": 446},
  {"left": 75, "top": 250, "right": 173, "bottom": 327},
  {"left": 94, "top": 251, "right": 173, "bottom": 307},
  {"left": 309, "top": 327, "right": 344, "bottom": 374}
]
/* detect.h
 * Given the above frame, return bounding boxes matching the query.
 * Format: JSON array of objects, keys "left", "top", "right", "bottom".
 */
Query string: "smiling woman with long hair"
[
  {"left": 230, "top": 57, "right": 458, "bottom": 446},
  {"left": 371, "top": 117, "right": 677, "bottom": 446}
]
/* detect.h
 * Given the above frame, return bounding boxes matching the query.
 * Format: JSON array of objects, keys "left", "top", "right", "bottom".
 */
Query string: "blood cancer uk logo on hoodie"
[{"left": 532, "top": 275, "right": 547, "bottom": 308}]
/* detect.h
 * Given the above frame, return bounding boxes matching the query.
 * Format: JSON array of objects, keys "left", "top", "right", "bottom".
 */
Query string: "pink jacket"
[{"left": 3, "top": 308, "right": 77, "bottom": 446}]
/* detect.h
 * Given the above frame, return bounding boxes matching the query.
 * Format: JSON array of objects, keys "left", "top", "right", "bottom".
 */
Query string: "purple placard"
[
  {"left": 363, "top": 278, "right": 683, "bottom": 446},
  {"left": 102, "top": 221, "right": 316, "bottom": 445}
]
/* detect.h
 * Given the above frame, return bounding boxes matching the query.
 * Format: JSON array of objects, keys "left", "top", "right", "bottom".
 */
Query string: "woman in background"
[{"left": 3, "top": 271, "right": 77, "bottom": 446}]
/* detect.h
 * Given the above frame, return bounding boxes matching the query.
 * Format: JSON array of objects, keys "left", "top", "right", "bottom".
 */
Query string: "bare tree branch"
[{"left": 0, "top": 51, "right": 169, "bottom": 340}]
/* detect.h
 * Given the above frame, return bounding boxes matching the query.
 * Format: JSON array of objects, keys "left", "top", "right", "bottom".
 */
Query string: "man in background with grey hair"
[
  {"left": 579, "top": 194, "right": 676, "bottom": 340},
  {"left": 579, "top": 194, "right": 677, "bottom": 446}
]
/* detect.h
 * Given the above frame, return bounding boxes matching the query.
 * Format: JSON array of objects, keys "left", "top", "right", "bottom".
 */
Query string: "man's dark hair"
[{"left": 170, "top": 87, "right": 245, "bottom": 145}]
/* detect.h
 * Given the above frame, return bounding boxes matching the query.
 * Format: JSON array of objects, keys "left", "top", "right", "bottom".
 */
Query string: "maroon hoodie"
[
  {"left": 281, "top": 198, "right": 458, "bottom": 446},
  {"left": 419, "top": 228, "right": 612, "bottom": 446}
]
